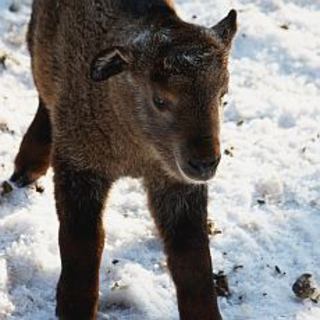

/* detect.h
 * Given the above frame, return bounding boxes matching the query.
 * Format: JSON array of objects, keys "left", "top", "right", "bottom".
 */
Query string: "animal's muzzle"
[
  {"left": 176, "top": 134, "right": 221, "bottom": 182},
  {"left": 188, "top": 154, "right": 221, "bottom": 176}
]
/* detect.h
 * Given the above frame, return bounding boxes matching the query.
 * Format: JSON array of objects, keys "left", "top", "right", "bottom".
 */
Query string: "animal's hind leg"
[{"left": 11, "top": 98, "right": 52, "bottom": 187}]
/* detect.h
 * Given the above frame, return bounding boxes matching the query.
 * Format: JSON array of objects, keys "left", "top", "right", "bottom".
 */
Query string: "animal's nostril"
[{"left": 188, "top": 156, "right": 221, "bottom": 173}]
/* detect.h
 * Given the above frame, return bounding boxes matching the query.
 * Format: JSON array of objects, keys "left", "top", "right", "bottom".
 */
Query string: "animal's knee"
[{"left": 53, "top": 158, "right": 110, "bottom": 236}]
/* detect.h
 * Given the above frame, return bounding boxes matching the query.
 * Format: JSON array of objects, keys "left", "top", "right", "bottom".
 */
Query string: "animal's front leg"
[
  {"left": 53, "top": 158, "right": 111, "bottom": 320},
  {"left": 146, "top": 177, "right": 222, "bottom": 320}
]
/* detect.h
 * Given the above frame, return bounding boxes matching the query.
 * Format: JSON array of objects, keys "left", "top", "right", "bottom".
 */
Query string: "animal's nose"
[{"left": 188, "top": 155, "right": 221, "bottom": 176}]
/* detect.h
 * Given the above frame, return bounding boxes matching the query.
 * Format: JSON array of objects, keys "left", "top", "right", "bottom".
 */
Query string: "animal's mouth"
[{"left": 174, "top": 156, "right": 218, "bottom": 184}]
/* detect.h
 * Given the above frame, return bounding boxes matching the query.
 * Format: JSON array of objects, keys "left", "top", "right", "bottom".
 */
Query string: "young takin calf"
[{"left": 11, "top": 0, "right": 237, "bottom": 319}]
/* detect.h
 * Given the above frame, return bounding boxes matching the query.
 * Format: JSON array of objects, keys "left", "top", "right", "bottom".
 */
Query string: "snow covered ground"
[{"left": 0, "top": 0, "right": 319, "bottom": 319}]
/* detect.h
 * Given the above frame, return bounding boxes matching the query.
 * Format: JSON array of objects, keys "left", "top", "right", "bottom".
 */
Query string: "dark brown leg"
[
  {"left": 145, "top": 176, "right": 222, "bottom": 320},
  {"left": 11, "top": 98, "right": 52, "bottom": 187},
  {"left": 53, "top": 158, "right": 111, "bottom": 320}
]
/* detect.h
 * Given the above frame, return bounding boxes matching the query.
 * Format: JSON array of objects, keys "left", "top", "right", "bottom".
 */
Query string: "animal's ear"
[
  {"left": 211, "top": 9, "right": 237, "bottom": 48},
  {"left": 91, "top": 47, "right": 131, "bottom": 82}
]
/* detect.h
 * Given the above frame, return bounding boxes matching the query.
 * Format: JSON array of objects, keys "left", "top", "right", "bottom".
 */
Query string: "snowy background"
[{"left": 0, "top": 0, "right": 320, "bottom": 319}]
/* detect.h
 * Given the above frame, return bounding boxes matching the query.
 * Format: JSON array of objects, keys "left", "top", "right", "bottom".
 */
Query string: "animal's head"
[{"left": 91, "top": 10, "right": 237, "bottom": 183}]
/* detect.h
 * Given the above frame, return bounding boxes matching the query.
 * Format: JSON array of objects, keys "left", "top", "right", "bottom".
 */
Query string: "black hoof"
[{"left": 10, "top": 171, "right": 34, "bottom": 188}]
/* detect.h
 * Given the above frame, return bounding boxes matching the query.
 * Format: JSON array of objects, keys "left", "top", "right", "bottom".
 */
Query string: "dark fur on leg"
[
  {"left": 145, "top": 175, "right": 222, "bottom": 320},
  {"left": 53, "top": 158, "right": 111, "bottom": 320},
  {"left": 11, "top": 99, "right": 51, "bottom": 187}
]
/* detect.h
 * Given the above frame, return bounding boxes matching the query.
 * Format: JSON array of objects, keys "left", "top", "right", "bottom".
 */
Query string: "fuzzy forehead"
[
  {"left": 132, "top": 26, "right": 228, "bottom": 77},
  {"left": 155, "top": 28, "right": 227, "bottom": 76},
  {"left": 152, "top": 44, "right": 227, "bottom": 80},
  {"left": 165, "top": 47, "right": 223, "bottom": 72}
]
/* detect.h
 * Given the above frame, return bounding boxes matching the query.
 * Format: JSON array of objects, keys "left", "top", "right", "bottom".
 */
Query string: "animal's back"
[{"left": 28, "top": 0, "right": 175, "bottom": 108}]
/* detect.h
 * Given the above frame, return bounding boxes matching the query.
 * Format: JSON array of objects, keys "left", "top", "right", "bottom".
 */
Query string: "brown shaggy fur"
[{"left": 11, "top": 1, "right": 237, "bottom": 319}]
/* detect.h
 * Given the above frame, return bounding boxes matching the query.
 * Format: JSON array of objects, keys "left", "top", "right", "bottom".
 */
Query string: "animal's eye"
[{"left": 153, "top": 96, "right": 169, "bottom": 110}]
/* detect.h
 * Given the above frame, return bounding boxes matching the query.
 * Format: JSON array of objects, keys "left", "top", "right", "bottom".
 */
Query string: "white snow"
[{"left": 0, "top": 0, "right": 320, "bottom": 319}]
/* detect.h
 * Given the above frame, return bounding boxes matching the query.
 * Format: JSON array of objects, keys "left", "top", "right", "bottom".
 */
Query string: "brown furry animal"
[{"left": 11, "top": 1, "right": 237, "bottom": 319}]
